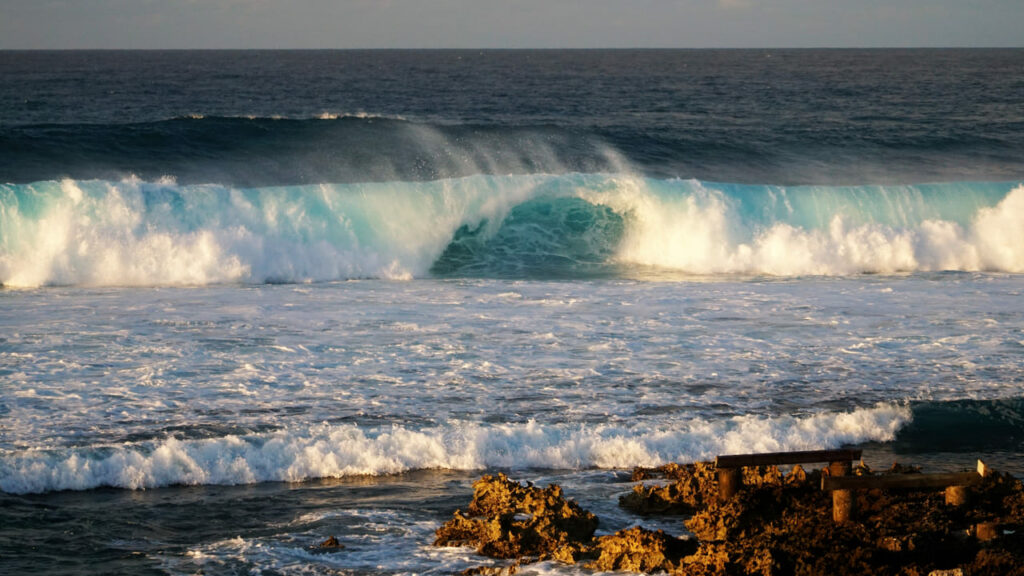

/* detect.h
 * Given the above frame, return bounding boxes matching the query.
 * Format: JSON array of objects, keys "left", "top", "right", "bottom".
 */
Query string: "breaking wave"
[
  {"left": 1, "top": 175, "right": 1022, "bottom": 287},
  {"left": 0, "top": 404, "right": 910, "bottom": 494}
]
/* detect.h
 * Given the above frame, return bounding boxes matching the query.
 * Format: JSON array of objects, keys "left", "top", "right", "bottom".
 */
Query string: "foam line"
[{"left": 0, "top": 404, "right": 910, "bottom": 494}]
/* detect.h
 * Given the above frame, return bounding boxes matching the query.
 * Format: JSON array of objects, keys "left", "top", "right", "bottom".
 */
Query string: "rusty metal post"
[
  {"left": 945, "top": 485, "right": 969, "bottom": 507},
  {"left": 718, "top": 467, "right": 742, "bottom": 501}
]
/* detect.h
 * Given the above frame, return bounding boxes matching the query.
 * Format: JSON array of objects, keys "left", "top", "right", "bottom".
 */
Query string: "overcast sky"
[{"left": 1, "top": 0, "right": 1021, "bottom": 49}]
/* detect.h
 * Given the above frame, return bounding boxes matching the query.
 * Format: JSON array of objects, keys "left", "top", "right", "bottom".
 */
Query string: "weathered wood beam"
[
  {"left": 715, "top": 449, "right": 862, "bottom": 469},
  {"left": 822, "top": 471, "right": 981, "bottom": 492}
]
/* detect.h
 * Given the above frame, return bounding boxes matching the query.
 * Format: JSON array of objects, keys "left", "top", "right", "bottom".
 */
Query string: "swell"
[
  {"left": 2, "top": 115, "right": 1021, "bottom": 187},
  {"left": 0, "top": 116, "right": 621, "bottom": 187},
  {"left": 0, "top": 404, "right": 909, "bottom": 494},
  {"left": 891, "top": 398, "right": 1024, "bottom": 453},
  {"left": 1, "top": 175, "right": 1022, "bottom": 287}
]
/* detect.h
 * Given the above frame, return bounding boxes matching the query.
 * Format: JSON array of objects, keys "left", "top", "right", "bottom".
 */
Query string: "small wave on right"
[
  {"left": 896, "top": 398, "right": 1024, "bottom": 453},
  {"left": 854, "top": 397, "right": 1024, "bottom": 477}
]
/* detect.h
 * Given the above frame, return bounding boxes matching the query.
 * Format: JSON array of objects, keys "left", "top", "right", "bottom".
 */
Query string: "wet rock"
[
  {"left": 585, "top": 526, "right": 696, "bottom": 573},
  {"left": 966, "top": 470, "right": 1024, "bottom": 526},
  {"left": 306, "top": 535, "right": 345, "bottom": 554},
  {"left": 887, "top": 463, "right": 924, "bottom": 474},
  {"left": 317, "top": 536, "right": 343, "bottom": 549},
  {"left": 434, "top": 473, "right": 598, "bottom": 562},
  {"left": 458, "top": 562, "right": 520, "bottom": 576}
]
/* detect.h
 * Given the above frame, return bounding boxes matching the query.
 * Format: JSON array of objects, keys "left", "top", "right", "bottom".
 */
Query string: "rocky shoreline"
[{"left": 434, "top": 461, "right": 1024, "bottom": 575}]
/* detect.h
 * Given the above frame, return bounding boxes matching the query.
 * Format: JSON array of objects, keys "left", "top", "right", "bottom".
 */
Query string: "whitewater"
[
  {"left": 3, "top": 172, "right": 1023, "bottom": 498},
  {"left": 1, "top": 405, "right": 911, "bottom": 494},
  {"left": 1, "top": 175, "right": 1022, "bottom": 287},
  {"left": 3, "top": 270, "right": 1022, "bottom": 496}
]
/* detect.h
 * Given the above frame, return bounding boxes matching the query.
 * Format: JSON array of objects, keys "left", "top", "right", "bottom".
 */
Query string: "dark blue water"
[{"left": 3, "top": 49, "right": 1023, "bottom": 186}]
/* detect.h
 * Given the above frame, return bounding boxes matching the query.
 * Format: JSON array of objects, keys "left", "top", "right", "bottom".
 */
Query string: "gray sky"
[{"left": 1, "top": 0, "right": 1022, "bottom": 49}]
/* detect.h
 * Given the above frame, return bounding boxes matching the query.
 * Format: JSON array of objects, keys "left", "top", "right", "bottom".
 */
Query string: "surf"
[
  {"left": 0, "top": 404, "right": 910, "bottom": 494},
  {"left": 0, "top": 174, "right": 1022, "bottom": 287}
]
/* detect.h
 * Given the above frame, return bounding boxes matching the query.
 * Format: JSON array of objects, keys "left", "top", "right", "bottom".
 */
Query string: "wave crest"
[
  {"left": 0, "top": 404, "right": 910, "bottom": 494},
  {"left": 0, "top": 176, "right": 1022, "bottom": 287}
]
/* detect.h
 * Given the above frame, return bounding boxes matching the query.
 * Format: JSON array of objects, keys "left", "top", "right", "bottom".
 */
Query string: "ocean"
[{"left": 1, "top": 49, "right": 1023, "bottom": 575}]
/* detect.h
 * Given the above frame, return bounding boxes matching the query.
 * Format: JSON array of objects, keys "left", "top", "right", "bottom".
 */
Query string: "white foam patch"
[
  {"left": 316, "top": 111, "right": 407, "bottom": 121},
  {"left": 0, "top": 404, "right": 909, "bottom": 494},
  {"left": 607, "top": 180, "right": 1024, "bottom": 275},
  {"left": 973, "top": 185, "right": 1024, "bottom": 272},
  {"left": 0, "top": 179, "right": 249, "bottom": 287},
  {"left": 0, "top": 175, "right": 536, "bottom": 287}
]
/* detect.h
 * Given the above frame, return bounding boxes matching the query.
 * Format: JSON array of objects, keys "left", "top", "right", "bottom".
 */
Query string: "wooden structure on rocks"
[
  {"left": 714, "top": 448, "right": 862, "bottom": 503},
  {"left": 716, "top": 449, "right": 993, "bottom": 529},
  {"left": 821, "top": 459, "right": 991, "bottom": 526}
]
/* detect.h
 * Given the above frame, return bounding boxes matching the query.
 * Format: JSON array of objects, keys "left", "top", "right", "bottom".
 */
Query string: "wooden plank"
[
  {"left": 715, "top": 449, "right": 862, "bottom": 469},
  {"left": 822, "top": 471, "right": 981, "bottom": 492}
]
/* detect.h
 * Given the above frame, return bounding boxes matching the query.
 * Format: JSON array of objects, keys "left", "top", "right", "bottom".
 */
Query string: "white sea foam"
[
  {"left": 0, "top": 176, "right": 1021, "bottom": 287},
  {"left": 316, "top": 111, "right": 407, "bottom": 121},
  {"left": 0, "top": 176, "right": 532, "bottom": 287},
  {"left": 0, "top": 404, "right": 909, "bottom": 494},
  {"left": 606, "top": 180, "right": 1024, "bottom": 275}
]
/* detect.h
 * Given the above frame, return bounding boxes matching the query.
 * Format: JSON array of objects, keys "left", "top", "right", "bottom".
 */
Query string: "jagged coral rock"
[
  {"left": 437, "top": 463, "right": 1024, "bottom": 575},
  {"left": 785, "top": 464, "right": 809, "bottom": 486},
  {"left": 967, "top": 470, "right": 1024, "bottom": 525},
  {"left": 966, "top": 545, "right": 1024, "bottom": 576},
  {"left": 631, "top": 462, "right": 700, "bottom": 482},
  {"left": 740, "top": 465, "right": 785, "bottom": 488},
  {"left": 435, "top": 473, "right": 598, "bottom": 561},
  {"left": 584, "top": 526, "right": 695, "bottom": 573},
  {"left": 679, "top": 464, "right": 1024, "bottom": 576},
  {"left": 619, "top": 482, "right": 699, "bottom": 516},
  {"left": 620, "top": 462, "right": 720, "bottom": 516},
  {"left": 621, "top": 462, "right": 814, "bottom": 519}
]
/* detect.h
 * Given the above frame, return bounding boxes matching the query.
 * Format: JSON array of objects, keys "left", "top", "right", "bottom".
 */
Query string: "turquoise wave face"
[
  {"left": 431, "top": 196, "right": 626, "bottom": 278},
  {"left": 0, "top": 175, "right": 1022, "bottom": 286}
]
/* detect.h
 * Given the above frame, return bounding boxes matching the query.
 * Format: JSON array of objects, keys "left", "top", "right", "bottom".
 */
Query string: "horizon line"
[{"left": 2, "top": 46, "right": 1024, "bottom": 51}]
